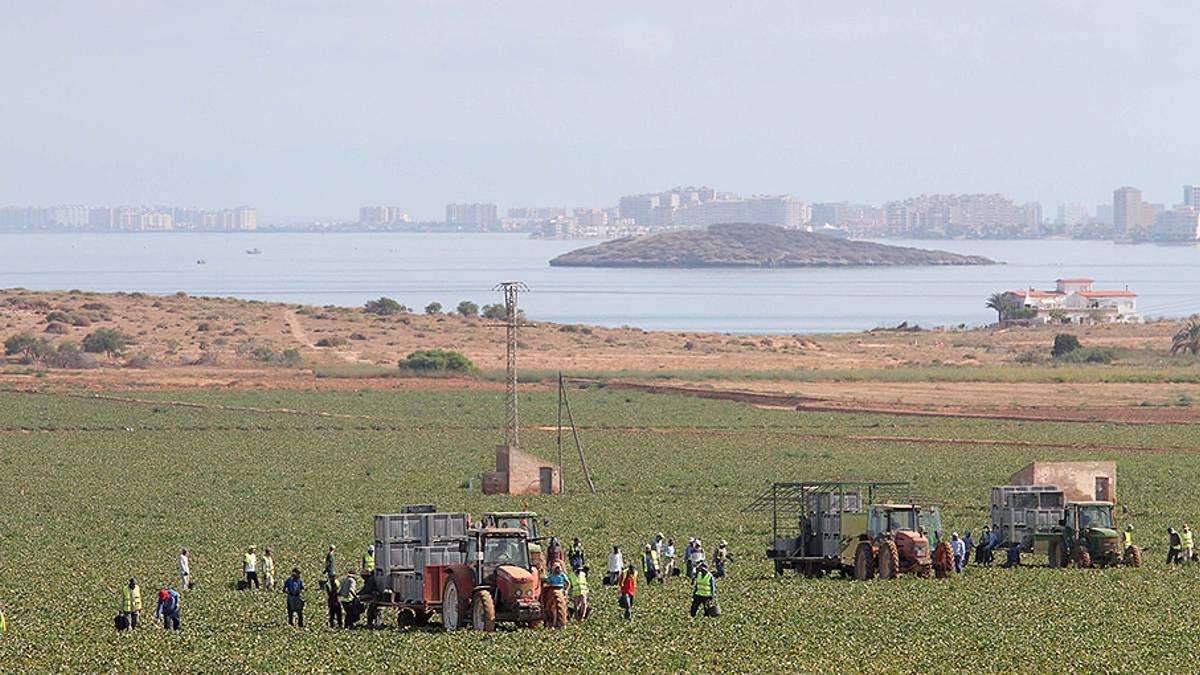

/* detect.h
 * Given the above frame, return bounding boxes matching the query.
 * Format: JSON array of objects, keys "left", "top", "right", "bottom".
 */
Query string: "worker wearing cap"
[
  {"left": 690, "top": 562, "right": 717, "bottom": 618},
  {"left": 244, "top": 546, "right": 260, "bottom": 589},
  {"left": 361, "top": 545, "right": 375, "bottom": 579},
  {"left": 284, "top": 568, "right": 305, "bottom": 628},
  {"left": 642, "top": 544, "right": 659, "bottom": 584},
  {"left": 338, "top": 569, "right": 359, "bottom": 628},
  {"left": 119, "top": 578, "right": 142, "bottom": 630},
  {"left": 262, "top": 547, "right": 276, "bottom": 591},
  {"left": 617, "top": 563, "right": 637, "bottom": 620},
  {"left": 1184, "top": 525, "right": 1195, "bottom": 562},
  {"left": 567, "top": 563, "right": 589, "bottom": 620},
  {"left": 321, "top": 572, "right": 342, "bottom": 628},
  {"left": 1123, "top": 524, "right": 1134, "bottom": 551},
  {"left": 1168, "top": 527, "right": 1183, "bottom": 564},
  {"left": 155, "top": 588, "right": 181, "bottom": 630},
  {"left": 714, "top": 540, "right": 731, "bottom": 578}
]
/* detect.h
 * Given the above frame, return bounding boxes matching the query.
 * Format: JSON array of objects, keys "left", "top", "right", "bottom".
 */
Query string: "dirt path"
[{"left": 284, "top": 310, "right": 313, "bottom": 348}]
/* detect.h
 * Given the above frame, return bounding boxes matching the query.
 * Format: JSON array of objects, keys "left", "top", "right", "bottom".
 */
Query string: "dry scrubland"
[{"left": 1, "top": 290, "right": 1199, "bottom": 670}]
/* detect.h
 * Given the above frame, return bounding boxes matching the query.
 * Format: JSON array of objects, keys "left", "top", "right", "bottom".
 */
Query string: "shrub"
[
  {"left": 47, "top": 342, "right": 97, "bottom": 369},
  {"left": 82, "top": 328, "right": 131, "bottom": 357},
  {"left": 125, "top": 353, "right": 152, "bottom": 369},
  {"left": 44, "top": 322, "right": 69, "bottom": 335},
  {"left": 364, "top": 297, "right": 408, "bottom": 316},
  {"left": 315, "top": 336, "right": 348, "bottom": 348},
  {"left": 456, "top": 301, "right": 479, "bottom": 317},
  {"left": 424, "top": 302, "right": 442, "bottom": 315},
  {"left": 481, "top": 303, "right": 507, "bottom": 320},
  {"left": 45, "top": 310, "right": 72, "bottom": 323},
  {"left": 1051, "top": 334, "right": 1081, "bottom": 357},
  {"left": 280, "top": 349, "right": 303, "bottom": 367},
  {"left": 348, "top": 332, "right": 368, "bottom": 341},
  {"left": 398, "top": 349, "right": 476, "bottom": 373},
  {"left": 1056, "top": 347, "right": 1118, "bottom": 364},
  {"left": 5, "top": 333, "right": 49, "bottom": 360}
]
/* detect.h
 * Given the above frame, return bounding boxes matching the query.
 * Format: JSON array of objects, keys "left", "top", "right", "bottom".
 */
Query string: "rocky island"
[{"left": 549, "top": 223, "right": 996, "bottom": 268}]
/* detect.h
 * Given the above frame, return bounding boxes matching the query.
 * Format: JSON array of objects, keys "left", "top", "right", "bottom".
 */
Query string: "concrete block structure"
[
  {"left": 1009, "top": 461, "right": 1116, "bottom": 503},
  {"left": 483, "top": 445, "right": 562, "bottom": 496}
]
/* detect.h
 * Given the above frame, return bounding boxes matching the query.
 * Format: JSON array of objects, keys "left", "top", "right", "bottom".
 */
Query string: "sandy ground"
[{"left": 2, "top": 289, "right": 1197, "bottom": 424}]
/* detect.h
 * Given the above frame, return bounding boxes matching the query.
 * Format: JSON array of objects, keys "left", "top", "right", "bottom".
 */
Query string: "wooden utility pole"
[{"left": 558, "top": 373, "right": 596, "bottom": 493}]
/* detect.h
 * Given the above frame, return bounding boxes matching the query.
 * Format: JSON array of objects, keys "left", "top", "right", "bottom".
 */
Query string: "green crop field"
[{"left": 0, "top": 387, "right": 1196, "bottom": 672}]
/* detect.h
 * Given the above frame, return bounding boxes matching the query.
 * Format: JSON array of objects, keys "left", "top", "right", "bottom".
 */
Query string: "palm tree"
[
  {"left": 1171, "top": 316, "right": 1200, "bottom": 355},
  {"left": 985, "top": 292, "right": 1017, "bottom": 323}
]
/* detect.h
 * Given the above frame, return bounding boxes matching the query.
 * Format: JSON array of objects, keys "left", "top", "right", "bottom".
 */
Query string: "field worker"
[
  {"left": 178, "top": 548, "right": 192, "bottom": 591},
  {"left": 361, "top": 545, "right": 376, "bottom": 580},
  {"left": 962, "top": 531, "right": 974, "bottom": 567},
  {"left": 262, "top": 547, "right": 276, "bottom": 591},
  {"left": 1001, "top": 541, "right": 1022, "bottom": 568},
  {"left": 1183, "top": 525, "right": 1195, "bottom": 562},
  {"left": 690, "top": 562, "right": 717, "bottom": 618},
  {"left": 642, "top": 544, "right": 659, "bottom": 584},
  {"left": 567, "top": 563, "right": 590, "bottom": 620},
  {"left": 324, "top": 544, "right": 337, "bottom": 578},
  {"left": 950, "top": 533, "right": 965, "bottom": 573},
  {"left": 243, "top": 545, "right": 260, "bottom": 589},
  {"left": 155, "top": 588, "right": 181, "bottom": 630},
  {"left": 338, "top": 569, "right": 359, "bottom": 628},
  {"left": 715, "top": 540, "right": 733, "bottom": 578},
  {"left": 663, "top": 538, "right": 677, "bottom": 578},
  {"left": 568, "top": 538, "right": 585, "bottom": 570},
  {"left": 617, "top": 562, "right": 637, "bottom": 620},
  {"left": 1123, "top": 524, "right": 1135, "bottom": 552},
  {"left": 546, "top": 562, "right": 571, "bottom": 594},
  {"left": 684, "top": 538, "right": 697, "bottom": 579},
  {"left": 119, "top": 578, "right": 142, "bottom": 631},
  {"left": 606, "top": 545, "right": 623, "bottom": 586},
  {"left": 652, "top": 533, "right": 665, "bottom": 559},
  {"left": 1, "top": 600, "right": 7, "bottom": 634},
  {"left": 1167, "top": 527, "right": 1183, "bottom": 564},
  {"left": 321, "top": 572, "right": 342, "bottom": 628},
  {"left": 284, "top": 568, "right": 305, "bottom": 628},
  {"left": 691, "top": 539, "right": 706, "bottom": 579},
  {"left": 976, "top": 528, "right": 992, "bottom": 567}
]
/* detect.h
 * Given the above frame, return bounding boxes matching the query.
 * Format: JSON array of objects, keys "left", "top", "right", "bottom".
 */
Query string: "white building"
[{"left": 1004, "top": 278, "right": 1139, "bottom": 324}]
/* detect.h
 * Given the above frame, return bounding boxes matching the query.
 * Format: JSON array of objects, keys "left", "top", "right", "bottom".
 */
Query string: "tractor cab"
[
  {"left": 480, "top": 511, "right": 546, "bottom": 572},
  {"left": 468, "top": 528, "right": 534, "bottom": 583},
  {"left": 868, "top": 504, "right": 931, "bottom": 567},
  {"left": 1062, "top": 501, "right": 1121, "bottom": 565}
]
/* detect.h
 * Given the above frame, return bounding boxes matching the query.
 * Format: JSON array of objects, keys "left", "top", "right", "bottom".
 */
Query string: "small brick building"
[
  {"left": 482, "top": 445, "right": 562, "bottom": 496},
  {"left": 1010, "top": 461, "right": 1116, "bottom": 502}
]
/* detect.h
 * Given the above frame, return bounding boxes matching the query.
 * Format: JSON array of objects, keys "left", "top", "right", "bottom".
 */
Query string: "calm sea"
[{"left": 1, "top": 232, "right": 1198, "bottom": 333}]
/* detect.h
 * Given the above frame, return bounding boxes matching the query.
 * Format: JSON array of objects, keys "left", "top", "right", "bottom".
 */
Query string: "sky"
[{"left": 2, "top": 1, "right": 1199, "bottom": 222}]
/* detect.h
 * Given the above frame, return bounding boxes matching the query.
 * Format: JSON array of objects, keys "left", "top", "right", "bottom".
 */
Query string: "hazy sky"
[{"left": 3, "top": 1, "right": 1198, "bottom": 222}]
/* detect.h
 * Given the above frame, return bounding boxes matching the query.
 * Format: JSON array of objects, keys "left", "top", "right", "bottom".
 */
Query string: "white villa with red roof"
[{"left": 1004, "top": 278, "right": 1140, "bottom": 324}]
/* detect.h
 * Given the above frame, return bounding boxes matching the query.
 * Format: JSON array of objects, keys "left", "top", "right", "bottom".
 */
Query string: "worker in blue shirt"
[
  {"left": 155, "top": 588, "right": 181, "bottom": 630},
  {"left": 284, "top": 568, "right": 305, "bottom": 628},
  {"left": 545, "top": 562, "right": 571, "bottom": 594}
]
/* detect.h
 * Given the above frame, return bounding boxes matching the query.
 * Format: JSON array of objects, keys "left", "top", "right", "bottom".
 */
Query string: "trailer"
[
  {"left": 745, "top": 481, "right": 943, "bottom": 580},
  {"left": 990, "top": 484, "right": 1065, "bottom": 556},
  {"left": 360, "top": 506, "right": 562, "bottom": 630}
]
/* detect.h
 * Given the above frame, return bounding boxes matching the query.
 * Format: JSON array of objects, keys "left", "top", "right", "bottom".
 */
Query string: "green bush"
[
  {"left": 47, "top": 342, "right": 97, "bottom": 369},
  {"left": 1055, "top": 347, "right": 1118, "bottom": 364},
  {"left": 363, "top": 297, "right": 408, "bottom": 316},
  {"left": 456, "top": 301, "right": 479, "bottom": 317},
  {"left": 315, "top": 336, "right": 348, "bottom": 348},
  {"left": 82, "top": 328, "right": 130, "bottom": 357},
  {"left": 280, "top": 349, "right": 303, "bottom": 367},
  {"left": 1052, "top": 334, "right": 1081, "bottom": 357},
  {"left": 398, "top": 349, "right": 476, "bottom": 373},
  {"left": 424, "top": 302, "right": 442, "bottom": 315},
  {"left": 481, "top": 303, "right": 507, "bottom": 320}
]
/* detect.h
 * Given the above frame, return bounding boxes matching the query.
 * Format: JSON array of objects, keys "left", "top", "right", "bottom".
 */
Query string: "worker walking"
[
  {"left": 339, "top": 569, "right": 359, "bottom": 628},
  {"left": 155, "top": 588, "right": 181, "bottom": 630},
  {"left": 321, "top": 572, "right": 342, "bottom": 628},
  {"left": 689, "top": 562, "right": 718, "bottom": 618},
  {"left": 118, "top": 578, "right": 142, "bottom": 631},
  {"left": 950, "top": 533, "right": 966, "bottom": 573},
  {"left": 243, "top": 545, "right": 260, "bottom": 589},
  {"left": 642, "top": 544, "right": 660, "bottom": 584},
  {"left": 178, "top": 548, "right": 192, "bottom": 590},
  {"left": 284, "top": 568, "right": 305, "bottom": 628},
  {"left": 617, "top": 563, "right": 637, "bottom": 620},
  {"left": 567, "top": 563, "right": 590, "bottom": 620},
  {"left": 361, "top": 545, "right": 375, "bottom": 580},
  {"left": 1183, "top": 525, "right": 1195, "bottom": 562},
  {"left": 1168, "top": 527, "right": 1183, "bottom": 564},
  {"left": 605, "top": 545, "right": 623, "bottom": 586},
  {"left": 263, "top": 547, "right": 276, "bottom": 591}
]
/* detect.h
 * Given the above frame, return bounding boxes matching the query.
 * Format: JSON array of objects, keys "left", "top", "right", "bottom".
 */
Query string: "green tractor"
[{"left": 1048, "top": 501, "right": 1141, "bottom": 568}]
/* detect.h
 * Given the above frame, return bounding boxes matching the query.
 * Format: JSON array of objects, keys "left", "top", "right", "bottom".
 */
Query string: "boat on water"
[
  {"left": 196, "top": 259, "right": 207, "bottom": 265},
  {"left": 246, "top": 248, "right": 262, "bottom": 255}
]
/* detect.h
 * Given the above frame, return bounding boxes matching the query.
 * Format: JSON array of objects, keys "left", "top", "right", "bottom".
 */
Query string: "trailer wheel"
[
  {"left": 397, "top": 608, "right": 416, "bottom": 629},
  {"left": 853, "top": 542, "right": 876, "bottom": 581},
  {"left": 877, "top": 540, "right": 899, "bottom": 580},
  {"left": 1125, "top": 545, "right": 1142, "bottom": 568},
  {"left": 471, "top": 589, "right": 496, "bottom": 632},
  {"left": 442, "top": 580, "right": 464, "bottom": 630},
  {"left": 1048, "top": 542, "right": 1062, "bottom": 569}
]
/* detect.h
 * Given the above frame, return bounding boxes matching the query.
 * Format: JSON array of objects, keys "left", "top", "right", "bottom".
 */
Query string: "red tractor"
[{"left": 851, "top": 504, "right": 934, "bottom": 580}]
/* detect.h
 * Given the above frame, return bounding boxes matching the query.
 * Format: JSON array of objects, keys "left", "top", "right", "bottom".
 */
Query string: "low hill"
[{"left": 549, "top": 223, "right": 995, "bottom": 268}]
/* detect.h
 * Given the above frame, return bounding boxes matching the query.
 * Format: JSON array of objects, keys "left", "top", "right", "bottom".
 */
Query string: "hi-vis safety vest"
[
  {"left": 694, "top": 572, "right": 714, "bottom": 598},
  {"left": 362, "top": 553, "right": 375, "bottom": 572},
  {"left": 244, "top": 553, "right": 257, "bottom": 572},
  {"left": 263, "top": 556, "right": 275, "bottom": 577},
  {"left": 121, "top": 585, "right": 142, "bottom": 613},
  {"left": 1123, "top": 531, "right": 1133, "bottom": 548},
  {"left": 1184, "top": 531, "right": 1195, "bottom": 550},
  {"left": 568, "top": 570, "right": 588, "bottom": 597}
]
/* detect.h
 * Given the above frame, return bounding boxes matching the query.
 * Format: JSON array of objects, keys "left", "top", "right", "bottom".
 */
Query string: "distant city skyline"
[{"left": 3, "top": 2, "right": 1200, "bottom": 221}]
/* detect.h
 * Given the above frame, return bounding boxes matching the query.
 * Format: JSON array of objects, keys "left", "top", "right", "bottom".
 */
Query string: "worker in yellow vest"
[
  {"left": 1183, "top": 525, "right": 1195, "bottom": 563},
  {"left": 361, "top": 545, "right": 375, "bottom": 581},
  {"left": 689, "top": 563, "right": 717, "bottom": 618},
  {"left": 244, "top": 545, "right": 261, "bottom": 589},
  {"left": 567, "top": 563, "right": 590, "bottom": 620},
  {"left": 1123, "top": 524, "right": 1134, "bottom": 550},
  {"left": 262, "top": 547, "right": 276, "bottom": 591},
  {"left": 119, "top": 578, "right": 142, "bottom": 630},
  {"left": 0, "top": 599, "right": 7, "bottom": 634}
]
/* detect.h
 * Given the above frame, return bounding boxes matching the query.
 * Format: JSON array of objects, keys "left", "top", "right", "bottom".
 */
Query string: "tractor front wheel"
[
  {"left": 441, "top": 580, "right": 465, "bottom": 630},
  {"left": 853, "top": 542, "right": 876, "bottom": 581},
  {"left": 877, "top": 540, "right": 899, "bottom": 580},
  {"left": 1125, "top": 545, "right": 1143, "bottom": 568},
  {"left": 471, "top": 589, "right": 496, "bottom": 632},
  {"left": 543, "top": 589, "right": 568, "bottom": 628}
]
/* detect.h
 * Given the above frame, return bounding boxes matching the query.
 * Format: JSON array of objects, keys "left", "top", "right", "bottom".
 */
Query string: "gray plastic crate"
[
  {"left": 388, "top": 571, "right": 424, "bottom": 603},
  {"left": 402, "top": 504, "right": 437, "bottom": 514},
  {"left": 421, "top": 512, "right": 469, "bottom": 543},
  {"left": 374, "top": 514, "right": 423, "bottom": 543},
  {"left": 414, "top": 544, "right": 466, "bottom": 571}
]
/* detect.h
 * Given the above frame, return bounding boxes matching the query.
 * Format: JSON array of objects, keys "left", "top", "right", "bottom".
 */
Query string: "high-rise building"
[
  {"left": 233, "top": 206, "right": 257, "bottom": 230},
  {"left": 618, "top": 193, "right": 660, "bottom": 225},
  {"left": 1056, "top": 203, "right": 1090, "bottom": 226},
  {"left": 359, "top": 206, "right": 411, "bottom": 226},
  {"left": 1113, "top": 186, "right": 1149, "bottom": 238},
  {"left": 445, "top": 203, "right": 499, "bottom": 230},
  {"left": 1022, "top": 202, "right": 1043, "bottom": 228},
  {"left": 673, "top": 195, "right": 809, "bottom": 228},
  {"left": 1183, "top": 185, "right": 1200, "bottom": 209},
  {"left": 1153, "top": 207, "right": 1200, "bottom": 241}
]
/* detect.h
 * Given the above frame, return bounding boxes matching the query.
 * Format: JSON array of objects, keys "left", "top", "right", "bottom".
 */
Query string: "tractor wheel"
[
  {"left": 441, "top": 580, "right": 465, "bottom": 630},
  {"left": 853, "top": 542, "right": 876, "bottom": 581},
  {"left": 774, "top": 560, "right": 785, "bottom": 577},
  {"left": 397, "top": 608, "right": 416, "bottom": 629},
  {"left": 877, "top": 540, "right": 899, "bottom": 580},
  {"left": 471, "top": 589, "right": 496, "bottom": 632},
  {"left": 1075, "top": 547, "right": 1092, "bottom": 569},
  {"left": 544, "top": 589, "right": 568, "bottom": 628},
  {"left": 366, "top": 603, "right": 382, "bottom": 628},
  {"left": 1125, "top": 545, "right": 1143, "bottom": 568}
]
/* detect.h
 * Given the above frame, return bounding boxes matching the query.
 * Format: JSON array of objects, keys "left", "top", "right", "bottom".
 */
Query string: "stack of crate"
[{"left": 373, "top": 508, "right": 470, "bottom": 602}]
